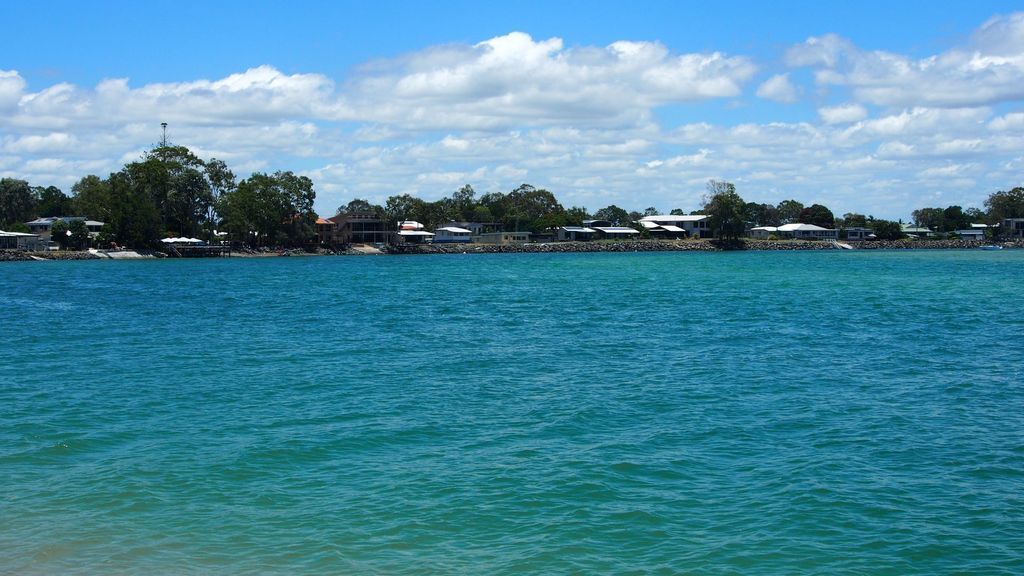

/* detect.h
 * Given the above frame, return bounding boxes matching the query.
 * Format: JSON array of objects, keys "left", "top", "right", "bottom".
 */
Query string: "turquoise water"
[{"left": 1, "top": 250, "right": 1022, "bottom": 574}]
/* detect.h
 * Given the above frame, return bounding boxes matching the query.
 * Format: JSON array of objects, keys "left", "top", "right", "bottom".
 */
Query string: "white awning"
[
  {"left": 659, "top": 225, "right": 685, "bottom": 232},
  {"left": 398, "top": 230, "right": 434, "bottom": 236},
  {"left": 436, "top": 227, "right": 471, "bottom": 233}
]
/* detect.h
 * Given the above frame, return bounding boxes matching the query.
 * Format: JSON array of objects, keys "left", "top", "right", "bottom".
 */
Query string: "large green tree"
[
  {"left": 776, "top": 199, "right": 804, "bottom": 224},
  {"left": 0, "top": 178, "right": 35, "bottom": 227},
  {"left": 704, "top": 180, "right": 746, "bottom": 240},
  {"left": 984, "top": 187, "right": 1024, "bottom": 222},
  {"left": 798, "top": 204, "right": 835, "bottom": 228},
  {"left": 33, "top": 186, "right": 72, "bottom": 217},
  {"left": 593, "top": 205, "right": 630, "bottom": 225},
  {"left": 218, "top": 171, "right": 317, "bottom": 247}
]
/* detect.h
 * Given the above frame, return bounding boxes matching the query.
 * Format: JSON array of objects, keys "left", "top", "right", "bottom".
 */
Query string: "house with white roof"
[
  {"left": 774, "top": 223, "right": 837, "bottom": 240},
  {"left": 396, "top": 221, "right": 434, "bottom": 243},
  {"left": 0, "top": 230, "right": 42, "bottom": 251},
  {"left": 554, "top": 226, "right": 596, "bottom": 241},
  {"left": 434, "top": 226, "right": 472, "bottom": 243},
  {"left": 638, "top": 214, "right": 711, "bottom": 238}
]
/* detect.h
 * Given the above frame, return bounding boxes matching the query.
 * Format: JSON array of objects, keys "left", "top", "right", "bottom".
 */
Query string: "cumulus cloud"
[
  {"left": 818, "top": 103, "right": 868, "bottom": 124},
  {"left": 341, "top": 32, "right": 757, "bottom": 129},
  {"left": 786, "top": 12, "right": 1024, "bottom": 107},
  {"left": 2, "top": 23, "right": 1024, "bottom": 221},
  {"left": 756, "top": 74, "right": 798, "bottom": 103}
]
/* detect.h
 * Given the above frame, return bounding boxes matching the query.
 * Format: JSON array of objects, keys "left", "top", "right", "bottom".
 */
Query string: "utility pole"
[{"left": 160, "top": 122, "right": 168, "bottom": 147}]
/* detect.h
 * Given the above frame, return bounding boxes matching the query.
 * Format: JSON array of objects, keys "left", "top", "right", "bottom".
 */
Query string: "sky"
[{"left": 2, "top": 0, "right": 1024, "bottom": 219}]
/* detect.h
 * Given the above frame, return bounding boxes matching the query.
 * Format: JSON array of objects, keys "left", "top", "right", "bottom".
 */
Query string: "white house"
[
  {"left": 555, "top": 226, "right": 596, "bottom": 241},
  {"left": 638, "top": 214, "right": 711, "bottom": 238},
  {"left": 749, "top": 226, "right": 777, "bottom": 239},
  {"left": 0, "top": 230, "right": 42, "bottom": 251},
  {"left": 774, "top": 223, "right": 838, "bottom": 240},
  {"left": 474, "top": 231, "right": 531, "bottom": 244},
  {"left": 954, "top": 229, "right": 984, "bottom": 241},
  {"left": 844, "top": 227, "right": 876, "bottom": 241},
  {"left": 434, "top": 226, "right": 472, "bottom": 243}
]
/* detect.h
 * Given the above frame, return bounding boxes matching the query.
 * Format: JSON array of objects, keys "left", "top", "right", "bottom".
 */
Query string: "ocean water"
[{"left": 1, "top": 250, "right": 1022, "bottom": 574}]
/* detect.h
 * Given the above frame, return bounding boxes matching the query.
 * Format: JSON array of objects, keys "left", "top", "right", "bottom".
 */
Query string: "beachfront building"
[
  {"left": 396, "top": 221, "right": 434, "bottom": 244},
  {"left": 774, "top": 223, "right": 838, "bottom": 240},
  {"left": 474, "top": 231, "right": 531, "bottom": 244},
  {"left": 434, "top": 226, "right": 472, "bottom": 243},
  {"left": 901, "top": 224, "right": 933, "bottom": 239},
  {"left": 0, "top": 231, "right": 42, "bottom": 251},
  {"left": 749, "top": 226, "right": 777, "bottom": 239},
  {"left": 637, "top": 214, "right": 711, "bottom": 238},
  {"left": 315, "top": 217, "right": 335, "bottom": 246},
  {"left": 440, "top": 221, "right": 502, "bottom": 235},
  {"left": 591, "top": 226, "right": 641, "bottom": 240},
  {"left": 554, "top": 226, "right": 596, "bottom": 241},
  {"left": 328, "top": 211, "right": 394, "bottom": 245},
  {"left": 844, "top": 227, "right": 876, "bottom": 241},
  {"left": 954, "top": 229, "right": 985, "bottom": 241},
  {"left": 1001, "top": 218, "right": 1024, "bottom": 238},
  {"left": 25, "top": 217, "right": 105, "bottom": 241}
]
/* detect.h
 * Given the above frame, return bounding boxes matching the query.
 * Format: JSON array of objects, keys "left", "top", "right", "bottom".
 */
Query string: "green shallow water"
[{"left": 1, "top": 250, "right": 1022, "bottom": 574}]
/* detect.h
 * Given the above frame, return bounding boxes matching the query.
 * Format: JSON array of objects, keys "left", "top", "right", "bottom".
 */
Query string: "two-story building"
[{"left": 638, "top": 214, "right": 711, "bottom": 238}]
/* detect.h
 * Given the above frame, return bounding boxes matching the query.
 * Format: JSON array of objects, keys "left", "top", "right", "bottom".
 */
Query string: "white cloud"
[
  {"left": 818, "top": 103, "right": 867, "bottom": 124},
  {"left": 786, "top": 13, "right": 1024, "bottom": 107},
  {"left": 341, "top": 32, "right": 757, "bottom": 130},
  {"left": 2, "top": 24, "right": 1024, "bottom": 220},
  {"left": 756, "top": 74, "right": 798, "bottom": 103}
]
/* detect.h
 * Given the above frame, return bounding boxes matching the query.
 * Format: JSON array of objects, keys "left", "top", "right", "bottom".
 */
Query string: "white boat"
[{"left": 980, "top": 245, "right": 1003, "bottom": 251}]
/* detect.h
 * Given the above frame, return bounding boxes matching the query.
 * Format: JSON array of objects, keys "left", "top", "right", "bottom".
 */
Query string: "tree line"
[
  {"left": 2, "top": 147, "right": 1023, "bottom": 248},
  {"left": 0, "top": 145, "right": 316, "bottom": 249}
]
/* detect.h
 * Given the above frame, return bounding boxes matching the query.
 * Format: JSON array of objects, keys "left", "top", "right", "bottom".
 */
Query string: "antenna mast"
[{"left": 160, "top": 122, "right": 168, "bottom": 147}]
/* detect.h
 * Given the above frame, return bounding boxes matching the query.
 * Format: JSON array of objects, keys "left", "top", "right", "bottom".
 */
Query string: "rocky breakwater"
[
  {"left": 0, "top": 249, "right": 36, "bottom": 261},
  {"left": 851, "top": 239, "right": 1024, "bottom": 250},
  {"left": 0, "top": 249, "right": 102, "bottom": 261},
  {"left": 386, "top": 239, "right": 845, "bottom": 255}
]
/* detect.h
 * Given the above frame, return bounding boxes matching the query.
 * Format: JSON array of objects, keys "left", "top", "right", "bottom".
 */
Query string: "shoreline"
[{"left": 2, "top": 239, "right": 1020, "bottom": 262}]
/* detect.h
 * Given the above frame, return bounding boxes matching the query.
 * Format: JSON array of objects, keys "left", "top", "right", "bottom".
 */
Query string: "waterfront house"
[
  {"left": 434, "top": 226, "right": 473, "bottom": 243},
  {"left": 638, "top": 214, "right": 711, "bottom": 238},
  {"left": 901, "top": 224, "right": 933, "bottom": 239},
  {"left": 474, "top": 231, "right": 531, "bottom": 244},
  {"left": 315, "top": 217, "right": 335, "bottom": 246},
  {"left": 749, "top": 226, "right": 777, "bottom": 239},
  {"left": 774, "top": 223, "right": 838, "bottom": 240},
  {"left": 954, "top": 229, "right": 984, "bottom": 241},
  {"left": 554, "top": 226, "right": 596, "bottom": 241},
  {"left": 440, "top": 221, "right": 502, "bottom": 235},
  {"left": 0, "top": 231, "right": 42, "bottom": 251},
  {"left": 844, "top": 227, "right": 876, "bottom": 241},
  {"left": 328, "top": 211, "right": 394, "bottom": 245},
  {"left": 1001, "top": 218, "right": 1024, "bottom": 238},
  {"left": 591, "top": 226, "right": 641, "bottom": 240},
  {"left": 397, "top": 221, "right": 434, "bottom": 243},
  {"left": 25, "top": 217, "right": 105, "bottom": 241}
]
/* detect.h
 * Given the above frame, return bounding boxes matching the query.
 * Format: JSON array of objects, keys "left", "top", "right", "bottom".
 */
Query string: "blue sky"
[{"left": 3, "top": 0, "right": 1024, "bottom": 219}]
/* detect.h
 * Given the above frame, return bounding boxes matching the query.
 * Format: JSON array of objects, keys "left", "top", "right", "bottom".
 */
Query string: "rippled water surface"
[{"left": 1, "top": 250, "right": 1022, "bottom": 574}]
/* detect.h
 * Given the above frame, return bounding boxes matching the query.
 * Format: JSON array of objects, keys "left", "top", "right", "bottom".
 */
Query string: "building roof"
[
  {"left": 777, "top": 223, "right": 833, "bottom": 232},
  {"left": 639, "top": 214, "right": 708, "bottom": 223},
  {"left": 399, "top": 220, "right": 425, "bottom": 230},
  {"left": 397, "top": 230, "right": 434, "bottom": 236},
  {"left": 559, "top": 226, "right": 596, "bottom": 233},
  {"left": 436, "top": 227, "right": 472, "bottom": 233},
  {"left": 315, "top": 217, "right": 333, "bottom": 225},
  {"left": 594, "top": 226, "right": 640, "bottom": 234},
  {"left": 659, "top": 225, "right": 686, "bottom": 232},
  {"left": 0, "top": 230, "right": 39, "bottom": 237},
  {"left": 751, "top": 226, "right": 778, "bottom": 232}
]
